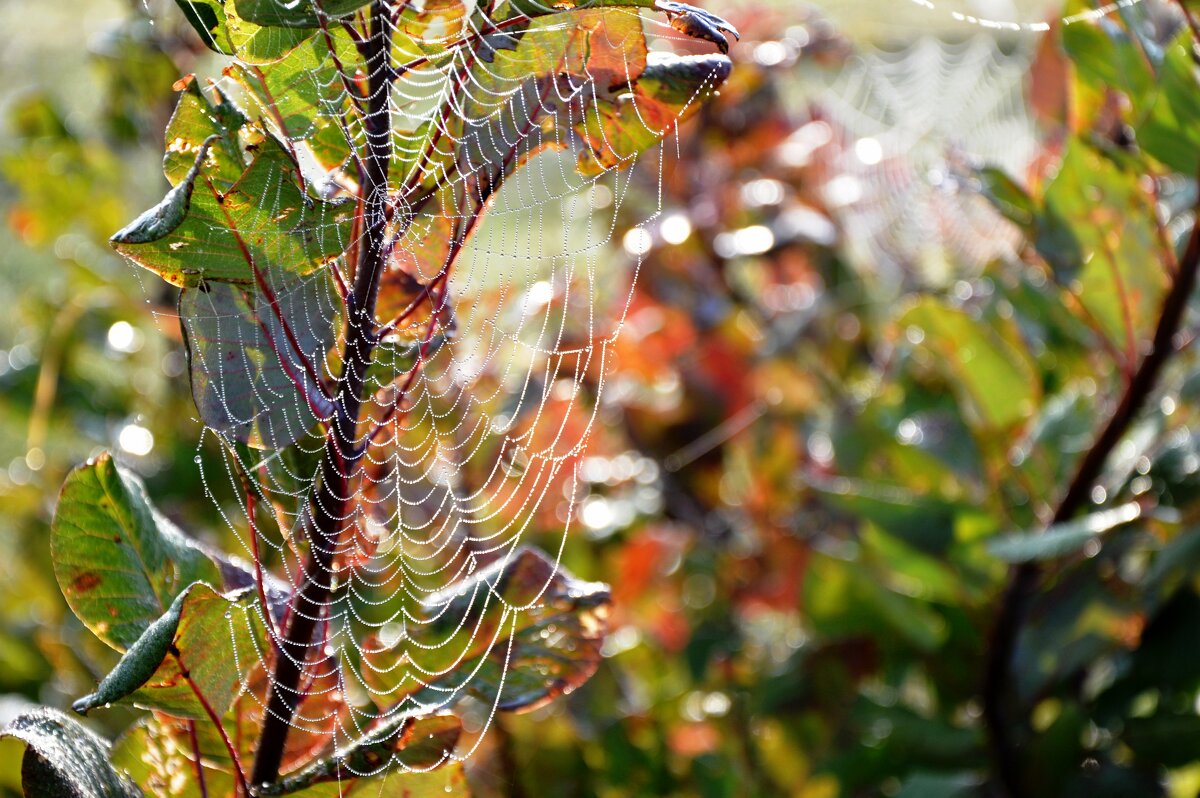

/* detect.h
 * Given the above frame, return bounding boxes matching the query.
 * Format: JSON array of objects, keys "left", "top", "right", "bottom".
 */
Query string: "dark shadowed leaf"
[
  {"left": 174, "top": 0, "right": 235, "bottom": 54},
  {"left": 179, "top": 269, "right": 339, "bottom": 450},
  {"left": 1, "top": 707, "right": 142, "bottom": 798},
  {"left": 1122, "top": 711, "right": 1200, "bottom": 768}
]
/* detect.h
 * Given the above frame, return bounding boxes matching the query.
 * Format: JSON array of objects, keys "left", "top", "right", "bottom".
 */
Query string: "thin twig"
[
  {"left": 187, "top": 720, "right": 210, "bottom": 798},
  {"left": 178, "top": 648, "right": 250, "bottom": 797}
]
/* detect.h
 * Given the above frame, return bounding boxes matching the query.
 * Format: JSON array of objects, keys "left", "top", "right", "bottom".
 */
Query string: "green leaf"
[
  {"left": 260, "top": 713, "right": 461, "bottom": 795},
  {"left": 365, "top": 334, "right": 447, "bottom": 391},
  {"left": 228, "top": 29, "right": 361, "bottom": 143},
  {"left": 987, "top": 502, "right": 1142, "bottom": 563},
  {"left": 1062, "top": 12, "right": 1154, "bottom": 105},
  {"left": 163, "top": 79, "right": 247, "bottom": 190},
  {"left": 1, "top": 707, "right": 142, "bottom": 798},
  {"left": 227, "top": 1, "right": 316, "bottom": 63},
  {"left": 1036, "top": 140, "right": 1170, "bottom": 351},
  {"left": 898, "top": 296, "right": 1040, "bottom": 430},
  {"left": 174, "top": 0, "right": 236, "bottom": 54},
  {"left": 977, "top": 166, "right": 1036, "bottom": 233},
  {"left": 112, "top": 136, "right": 354, "bottom": 288},
  {"left": 175, "top": 0, "right": 315, "bottom": 59},
  {"left": 236, "top": 0, "right": 372, "bottom": 28},
  {"left": 1137, "top": 34, "right": 1200, "bottom": 175},
  {"left": 1065, "top": 16, "right": 1200, "bottom": 176},
  {"left": 51, "top": 452, "right": 222, "bottom": 651},
  {"left": 804, "top": 473, "right": 975, "bottom": 553},
  {"left": 73, "top": 583, "right": 267, "bottom": 720},
  {"left": 1014, "top": 563, "right": 1138, "bottom": 702},
  {"left": 803, "top": 549, "right": 948, "bottom": 652},
  {"left": 179, "top": 268, "right": 339, "bottom": 450}
]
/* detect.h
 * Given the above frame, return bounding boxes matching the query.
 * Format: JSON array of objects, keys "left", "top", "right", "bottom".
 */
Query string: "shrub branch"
[
  {"left": 250, "top": 1, "right": 393, "bottom": 786},
  {"left": 983, "top": 170, "right": 1200, "bottom": 795}
]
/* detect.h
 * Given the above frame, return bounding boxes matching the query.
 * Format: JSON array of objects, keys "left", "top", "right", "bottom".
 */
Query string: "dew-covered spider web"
[
  {"left": 112, "top": 0, "right": 1178, "bottom": 787},
  {"left": 114, "top": 0, "right": 736, "bottom": 787},
  {"left": 793, "top": 0, "right": 1174, "bottom": 292}
]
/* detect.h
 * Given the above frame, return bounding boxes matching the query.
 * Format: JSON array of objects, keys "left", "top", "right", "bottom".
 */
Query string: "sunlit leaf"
[
  {"left": 898, "top": 296, "right": 1039, "bottom": 430},
  {"left": 236, "top": 0, "right": 373, "bottom": 27},
  {"left": 112, "top": 137, "right": 354, "bottom": 288},
  {"left": 111, "top": 715, "right": 236, "bottom": 798},
  {"left": 51, "top": 453, "right": 223, "bottom": 651},
  {"left": 73, "top": 583, "right": 267, "bottom": 720},
  {"left": 362, "top": 546, "right": 611, "bottom": 713},
  {"left": 574, "top": 53, "right": 733, "bottom": 177},
  {"left": 162, "top": 78, "right": 248, "bottom": 189},
  {"left": 260, "top": 713, "right": 461, "bottom": 794}
]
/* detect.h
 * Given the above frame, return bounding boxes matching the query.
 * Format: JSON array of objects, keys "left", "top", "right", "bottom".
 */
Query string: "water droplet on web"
[{"left": 194, "top": 455, "right": 202, "bottom": 464}]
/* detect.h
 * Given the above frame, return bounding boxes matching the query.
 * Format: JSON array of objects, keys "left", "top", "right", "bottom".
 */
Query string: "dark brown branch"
[
  {"left": 982, "top": 180, "right": 1200, "bottom": 796},
  {"left": 250, "top": 0, "right": 393, "bottom": 786}
]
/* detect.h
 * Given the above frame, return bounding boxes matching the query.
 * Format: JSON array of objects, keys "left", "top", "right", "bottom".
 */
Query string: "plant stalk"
[{"left": 250, "top": 1, "right": 393, "bottom": 786}]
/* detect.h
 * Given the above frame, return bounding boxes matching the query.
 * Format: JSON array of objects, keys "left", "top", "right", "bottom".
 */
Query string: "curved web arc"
[{"left": 123, "top": 0, "right": 729, "bottom": 783}]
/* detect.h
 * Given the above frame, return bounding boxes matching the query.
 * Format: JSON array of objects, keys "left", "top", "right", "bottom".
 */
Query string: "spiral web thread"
[{"left": 124, "top": 0, "right": 732, "bottom": 786}]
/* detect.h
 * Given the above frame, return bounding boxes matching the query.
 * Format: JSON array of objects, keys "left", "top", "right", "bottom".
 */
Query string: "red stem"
[
  {"left": 187, "top": 720, "right": 210, "bottom": 798},
  {"left": 177, "top": 647, "right": 250, "bottom": 797}
]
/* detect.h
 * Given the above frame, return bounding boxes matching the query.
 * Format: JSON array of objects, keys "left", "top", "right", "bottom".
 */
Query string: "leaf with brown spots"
[{"left": 51, "top": 452, "right": 222, "bottom": 651}]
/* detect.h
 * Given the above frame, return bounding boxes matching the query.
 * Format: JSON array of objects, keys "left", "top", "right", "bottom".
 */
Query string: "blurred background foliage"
[{"left": 4, "top": 0, "right": 1200, "bottom": 796}]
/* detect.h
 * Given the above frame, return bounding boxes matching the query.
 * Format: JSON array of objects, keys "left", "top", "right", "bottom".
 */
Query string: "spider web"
[
  {"left": 115, "top": 0, "right": 1175, "bottom": 786},
  {"left": 800, "top": 0, "right": 1171, "bottom": 292},
  {"left": 117, "top": 0, "right": 730, "bottom": 785},
  {"left": 813, "top": 32, "right": 1037, "bottom": 288}
]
